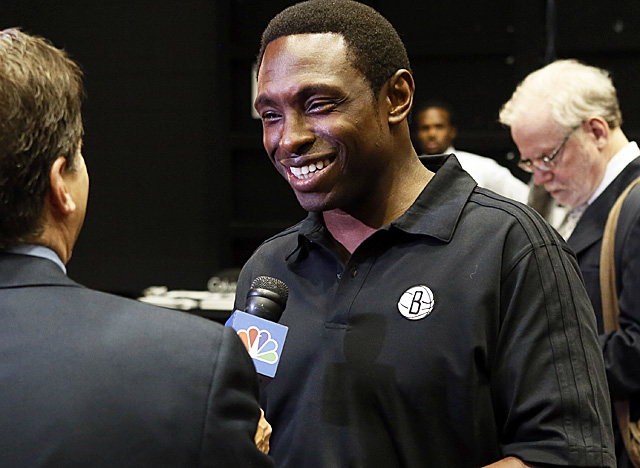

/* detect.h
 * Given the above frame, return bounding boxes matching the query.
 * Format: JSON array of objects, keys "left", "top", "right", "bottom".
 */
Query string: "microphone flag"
[{"left": 226, "top": 310, "right": 288, "bottom": 378}]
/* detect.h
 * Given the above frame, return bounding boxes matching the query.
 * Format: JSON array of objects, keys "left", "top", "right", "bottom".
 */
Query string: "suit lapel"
[{"left": 568, "top": 156, "right": 640, "bottom": 256}]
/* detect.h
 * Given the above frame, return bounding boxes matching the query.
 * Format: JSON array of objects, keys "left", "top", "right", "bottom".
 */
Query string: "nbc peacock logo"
[{"left": 237, "top": 326, "right": 280, "bottom": 364}]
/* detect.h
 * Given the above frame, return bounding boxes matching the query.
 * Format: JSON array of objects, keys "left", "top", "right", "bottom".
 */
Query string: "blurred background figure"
[{"left": 413, "top": 100, "right": 529, "bottom": 202}]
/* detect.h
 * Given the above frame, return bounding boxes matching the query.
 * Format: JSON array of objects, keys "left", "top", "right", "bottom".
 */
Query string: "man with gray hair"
[{"left": 500, "top": 59, "right": 640, "bottom": 468}]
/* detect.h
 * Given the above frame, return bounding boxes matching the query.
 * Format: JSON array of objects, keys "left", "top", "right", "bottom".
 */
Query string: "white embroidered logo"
[{"left": 397, "top": 285, "right": 435, "bottom": 320}]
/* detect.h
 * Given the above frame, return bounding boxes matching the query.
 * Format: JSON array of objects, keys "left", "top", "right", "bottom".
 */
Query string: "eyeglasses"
[{"left": 518, "top": 125, "right": 581, "bottom": 173}]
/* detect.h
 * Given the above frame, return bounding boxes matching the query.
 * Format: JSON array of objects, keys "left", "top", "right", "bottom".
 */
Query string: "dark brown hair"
[{"left": 0, "top": 28, "right": 84, "bottom": 247}]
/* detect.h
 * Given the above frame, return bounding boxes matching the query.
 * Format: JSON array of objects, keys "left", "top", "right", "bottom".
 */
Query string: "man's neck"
[
  {"left": 323, "top": 159, "right": 434, "bottom": 255},
  {"left": 604, "top": 127, "right": 630, "bottom": 160},
  {"left": 25, "top": 224, "right": 72, "bottom": 266},
  {"left": 323, "top": 210, "right": 378, "bottom": 255}
]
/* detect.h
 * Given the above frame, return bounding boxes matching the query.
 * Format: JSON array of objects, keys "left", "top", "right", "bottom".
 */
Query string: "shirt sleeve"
[
  {"left": 494, "top": 227, "right": 615, "bottom": 467},
  {"left": 198, "top": 326, "right": 274, "bottom": 468}
]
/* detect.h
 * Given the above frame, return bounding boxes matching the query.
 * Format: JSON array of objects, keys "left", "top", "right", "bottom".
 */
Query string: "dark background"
[{"left": 2, "top": 0, "right": 640, "bottom": 296}]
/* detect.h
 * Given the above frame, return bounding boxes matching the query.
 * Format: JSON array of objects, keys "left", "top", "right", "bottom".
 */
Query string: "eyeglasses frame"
[{"left": 518, "top": 124, "right": 582, "bottom": 173}]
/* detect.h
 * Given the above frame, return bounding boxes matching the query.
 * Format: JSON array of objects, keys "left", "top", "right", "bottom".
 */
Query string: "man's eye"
[
  {"left": 307, "top": 101, "right": 334, "bottom": 113},
  {"left": 261, "top": 111, "right": 281, "bottom": 122}
]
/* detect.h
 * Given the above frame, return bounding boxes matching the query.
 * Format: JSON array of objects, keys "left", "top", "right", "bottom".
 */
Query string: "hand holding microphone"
[{"left": 254, "top": 408, "right": 272, "bottom": 454}]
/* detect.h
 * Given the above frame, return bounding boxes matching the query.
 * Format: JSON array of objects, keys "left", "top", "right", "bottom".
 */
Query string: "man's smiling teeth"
[{"left": 290, "top": 159, "right": 331, "bottom": 179}]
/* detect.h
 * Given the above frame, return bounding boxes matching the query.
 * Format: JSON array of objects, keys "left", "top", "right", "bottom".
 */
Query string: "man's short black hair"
[{"left": 257, "top": 0, "right": 411, "bottom": 96}]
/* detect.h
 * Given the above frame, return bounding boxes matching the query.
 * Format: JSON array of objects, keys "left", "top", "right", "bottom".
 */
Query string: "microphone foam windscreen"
[{"left": 251, "top": 276, "right": 289, "bottom": 303}]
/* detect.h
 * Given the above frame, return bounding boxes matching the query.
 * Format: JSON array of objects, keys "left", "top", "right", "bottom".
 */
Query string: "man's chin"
[
  {"left": 549, "top": 193, "right": 566, "bottom": 206},
  {"left": 548, "top": 190, "right": 578, "bottom": 209},
  {"left": 294, "top": 192, "right": 335, "bottom": 213}
]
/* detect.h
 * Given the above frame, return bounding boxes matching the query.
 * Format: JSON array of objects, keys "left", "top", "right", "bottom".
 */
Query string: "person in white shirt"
[
  {"left": 500, "top": 58, "right": 640, "bottom": 468},
  {"left": 412, "top": 100, "right": 529, "bottom": 202}
]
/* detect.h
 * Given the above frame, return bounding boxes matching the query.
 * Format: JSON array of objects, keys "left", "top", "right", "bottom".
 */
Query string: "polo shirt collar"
[
  {"left": 289, "top": 154, "right": 476, "bottom": 261},
  {"left": 390, "top": 154, "right": 475, "bottom": 241}
]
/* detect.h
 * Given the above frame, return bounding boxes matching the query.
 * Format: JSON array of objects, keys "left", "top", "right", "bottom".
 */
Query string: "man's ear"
[
  {"left": 450, "top": 126, "right": 458, "bottom": 141},
  {"left": 585, "top": 116, "right": 609, "bottom": 149},
  {"left": 386, "top": 69, "right": 414, "bottom": 125},
  {"left": 49, "top": 156, "right": 77, "bottom": 215}
]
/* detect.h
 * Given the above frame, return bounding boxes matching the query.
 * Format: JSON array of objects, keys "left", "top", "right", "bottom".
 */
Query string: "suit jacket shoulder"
[{"left": 0, "top": 252, "right": 273, "bottom": 468}]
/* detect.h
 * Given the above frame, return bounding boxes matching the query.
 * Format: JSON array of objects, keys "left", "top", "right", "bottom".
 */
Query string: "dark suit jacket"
[
  {"left": 568, "top": 154, "right": 640, "bottom": 468},
  {"left": 0, "top": 252, "right": 273, "bottom": 468}
]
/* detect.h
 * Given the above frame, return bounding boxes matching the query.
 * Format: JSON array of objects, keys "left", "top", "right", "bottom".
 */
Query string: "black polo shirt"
[{"left": 235, "top": 154, "right": 615, "bottom": 468}]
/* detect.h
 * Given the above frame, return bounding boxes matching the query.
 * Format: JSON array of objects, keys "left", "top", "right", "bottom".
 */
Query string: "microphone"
[
  {"left": 244, "top": 276, "right": 289, "bottom": 322},
  {"left": 226, "top": 276, "right": 289, "bottom": 382}
]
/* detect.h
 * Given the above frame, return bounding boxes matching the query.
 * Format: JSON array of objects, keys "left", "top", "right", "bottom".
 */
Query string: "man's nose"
[
  {"left": 280, "top": 113, "right": 314, "bottom": 155},
  {"left": 532, "top": 167, "right": 553, "bottom": 186}
]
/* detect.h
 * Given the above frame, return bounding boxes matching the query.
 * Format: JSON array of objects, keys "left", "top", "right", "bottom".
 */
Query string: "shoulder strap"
[{"left": 600, "top": 175, "right": 640, "bottom": 332}]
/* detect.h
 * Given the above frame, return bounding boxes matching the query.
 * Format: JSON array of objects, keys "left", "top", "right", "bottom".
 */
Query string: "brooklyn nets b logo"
[{"left": 397, "top": 285, "right": 435, "bottom": 320}]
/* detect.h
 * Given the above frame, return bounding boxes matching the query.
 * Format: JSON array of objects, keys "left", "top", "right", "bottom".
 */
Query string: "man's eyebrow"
[
  {"left": 298, "top": 84, "right": 341, "bottom": 97},
  {"left": 254, "top": 95, "right": 275, "bottom": 109}
]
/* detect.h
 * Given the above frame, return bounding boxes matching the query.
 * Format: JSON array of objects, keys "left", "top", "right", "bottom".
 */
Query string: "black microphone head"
[
  {"left": 251, "top": 276, "right": 289, "bottom": 304},
  {"left": 245, "top": 276, "right": 289, "bottom": 322}
]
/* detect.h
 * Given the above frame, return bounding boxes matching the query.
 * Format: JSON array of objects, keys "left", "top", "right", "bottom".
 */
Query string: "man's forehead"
[
  {"left": 260, "top": 33, "right": 350, "bottom": 72},
  {"left": 257, "top": 33, "right": 365, "bottom": 100},
  {"left": 511, "top": 109, "right": 567, "bottom": 158},
  {"left": 421, "top": 107, "right": 450, "bottom": 123},
  {"left": 511, "top": 102, "right": 558, "bottom": 135}
]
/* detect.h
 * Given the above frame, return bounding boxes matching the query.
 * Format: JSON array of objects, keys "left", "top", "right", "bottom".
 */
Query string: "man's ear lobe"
[
  {"left": 387, "top": 69, "right": 414, "bottom": 125},
  {"left": 49, "top": 156, "right": 77, "bottom": 214}
]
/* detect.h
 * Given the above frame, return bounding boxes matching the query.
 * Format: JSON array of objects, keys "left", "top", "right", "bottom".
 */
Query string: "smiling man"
[
  {"left": 500, "top": 59, "right": 640, "bottom": 468},
  {"left": 235, "top": 2, "right": 616, "bottom": 467}
]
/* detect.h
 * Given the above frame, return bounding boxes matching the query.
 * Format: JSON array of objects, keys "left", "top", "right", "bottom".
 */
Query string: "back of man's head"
[
  {"left": 257, "top": 0, "right": 411, "bottom": 97},
  {"left": 499, "top": 59, "right": 622, "bottom": 131},
  {"left": 0, "top": 29, "right": 84, "bottom": 248}
]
